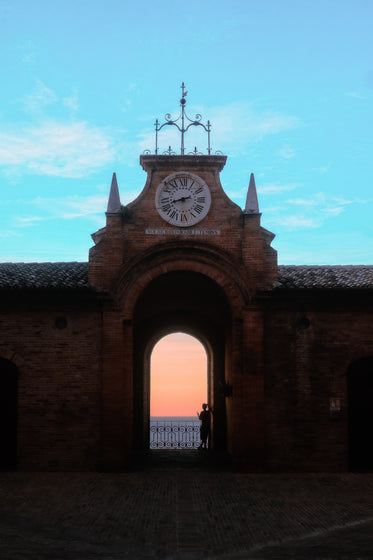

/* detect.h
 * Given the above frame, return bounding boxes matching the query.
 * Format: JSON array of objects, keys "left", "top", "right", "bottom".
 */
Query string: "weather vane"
[{"left": 152, "top": 82, "right": 212, "bottom": 155}]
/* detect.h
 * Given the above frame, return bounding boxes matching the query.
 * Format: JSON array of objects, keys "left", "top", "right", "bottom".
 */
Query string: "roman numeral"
[
  {"left": 197, "top": 196, "right": 205, "bottom": 203},
  {"left": 168, "top": 180, "right": 178, "bottom": 188},
  {"left": 195, "top": 204, "right": 204, "bottom": 214},
  {"left": 160, "top": 197, "right": 169, "bottom": 203},
  {"left": 162, "top": 203, "right": 171, "bottom": 212},
  {"left": 194, "top": 187, "right": 203, "bottom": 195},
  {"left": 181, "top": 214, "right": 188, "bottom": 222},
  {"left": 178, "top": 177, "right": 188, "bottom": 186}
]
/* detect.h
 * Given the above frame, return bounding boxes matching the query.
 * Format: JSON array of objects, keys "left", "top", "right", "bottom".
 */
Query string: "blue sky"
[{"left": 0, "top": 0, "right": 372, "bottom": 264}]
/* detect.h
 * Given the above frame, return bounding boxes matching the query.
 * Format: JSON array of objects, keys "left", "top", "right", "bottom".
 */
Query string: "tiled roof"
[
  {"left": 276, "top": 265, "right": 373, "bottom": 289},
  {"left": 0, "top": 262, "right": 90, "bottom": 290},
  {"left": 0, "top": 262, "right": 372, "bottom": 290}
]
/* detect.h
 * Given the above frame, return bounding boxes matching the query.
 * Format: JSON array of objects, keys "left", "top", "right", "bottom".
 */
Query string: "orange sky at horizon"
[{"left": 150, "top": 332, "right": 207, "bottom": 417}]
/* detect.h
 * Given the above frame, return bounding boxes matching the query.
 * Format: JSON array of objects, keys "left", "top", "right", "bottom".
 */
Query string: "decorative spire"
[
  {"left": 244, "top": 173, "right": 260, "bottom": 214},
  {"left": 152, "top": 82, "right": 212, "bottom": 155},
  {"left": 106, "top": 172, "right": 121, "bottom": 214}
]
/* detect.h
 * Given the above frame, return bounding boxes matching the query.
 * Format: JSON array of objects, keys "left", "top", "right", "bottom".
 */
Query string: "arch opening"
[
  {"left": 150, "top": 332, "right": 208, "bottom": 450},
  {"left": 348, "top": 356, "right": 373, "bottom": 472},
  {"left": 132, "top": 270, "right": 231, "bottom": 456},
  {"left": 150, "top": 332, "right": 208, "bottom": 418}
]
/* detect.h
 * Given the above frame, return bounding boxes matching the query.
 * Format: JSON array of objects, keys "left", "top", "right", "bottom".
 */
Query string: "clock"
[{"left": 155, "top": 172, "right": 211, "bottom": 227}]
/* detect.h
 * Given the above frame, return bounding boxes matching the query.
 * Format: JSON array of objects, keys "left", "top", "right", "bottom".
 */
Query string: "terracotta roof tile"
[
  {"left": 276, "top": 265, "right": 373, "bottom": 289},
  {"left": 0, "top": 262, "right": 90, "bottom": 290},
  {"left": 0, "top": 262, "right": 372, "bottom": 290}
]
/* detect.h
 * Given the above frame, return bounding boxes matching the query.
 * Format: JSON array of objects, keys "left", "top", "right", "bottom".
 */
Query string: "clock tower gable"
[
  {"left": 89, "top": 156, "right": 277, "bottom": 292},
  {"left": 89, "top": 84, "right": 277, "bottom": 292}
]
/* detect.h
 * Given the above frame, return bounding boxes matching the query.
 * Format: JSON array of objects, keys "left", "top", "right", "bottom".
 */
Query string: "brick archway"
[
  {"left": 99, "top": 245, "right": 254, "bottom": 470},
  {"left": 115, "top": 242, "right": 251, "bottom": 318},
  {"left": 132, "top": 270, "right": 231, "bottom": 456}
]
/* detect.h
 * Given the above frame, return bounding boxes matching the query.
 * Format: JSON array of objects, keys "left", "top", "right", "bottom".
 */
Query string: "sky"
[
  {"left": 150, "top": 333, "right": 207, "bottom": 417},
  {"left": 0, "top": 0, "right": 372, "bottom": 265}
]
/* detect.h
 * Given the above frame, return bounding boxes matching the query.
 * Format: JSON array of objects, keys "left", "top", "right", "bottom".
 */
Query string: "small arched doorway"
[
  {"left": 347, "top": 356, "right": 373, "bottom": 472},
  {"left": 0, "top": 357, "right": 18, "bottom": 471}
]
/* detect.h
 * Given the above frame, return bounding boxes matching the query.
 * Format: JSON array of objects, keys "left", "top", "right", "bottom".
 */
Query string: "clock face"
[{"left": 155, "top": 172, "right": 211, "bottom": 227}]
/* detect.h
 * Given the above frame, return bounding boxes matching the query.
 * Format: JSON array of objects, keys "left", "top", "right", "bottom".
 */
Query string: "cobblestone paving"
[{"left": 0, "top": 454, "right": 372, "bottom": 559}]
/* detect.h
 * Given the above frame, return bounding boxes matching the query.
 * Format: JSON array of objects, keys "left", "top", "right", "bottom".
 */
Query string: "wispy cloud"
[
  {"left": 276, "top": 215, "right": 318, "bottom": 229},
  {"left": 15, "top": 216, "right": 46, "bottom": 228},
  {"left": 347, "top": 91, "right": 367, "bottom": 100},
  {"left": 208, "top": 102, "right": 300, "bottom": 148},
  {"left": 22, "top": 80, "right": 58, "bottom": 113},
  {"left": 27, "top": 194, "right": 108, "bottom": 220},
  {"left": 62, "top": 89, "right": 79, "bottom": 112},
  {"left": 0, "top": 229, "right": 22, "bottom": 239},
  {"left": 22, "top": 80, "right": 80, "bottom": 115},
  {"left": 120, "top": 83, "right": 137, "bottom": 113},
  {"left": 0, "top": 80, "right": 117, "bottom": 178},
  {"left": 277, "top": 144, "right": 295, "bottom": 159},
  {"left": 0, "top": 121, "right": 116, "bottom": 178},
  {"left": 264, "top": 192, "right": 362, "bottom": 231},
  {"left": 286, "top": 192, "right": 356, "bottom": 209},
  {"left": 11, "top": 195, "right": 108, "bottom": 233},
  {"left": 312, "top": 164, "right": 331, "bottom": 174},
  {"left": 12, "top": 188, "right": 141, "bottom": 228},
  {"left": 21, "top": 42, "right": 36, "bottom": 65},
  {"left": 259, "top": 183, "right": 300, "bottom": 195}
]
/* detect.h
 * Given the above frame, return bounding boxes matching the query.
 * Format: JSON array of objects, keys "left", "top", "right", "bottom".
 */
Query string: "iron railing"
[{"left": 150, "top": 420, "right": 200, "bottom": 449}]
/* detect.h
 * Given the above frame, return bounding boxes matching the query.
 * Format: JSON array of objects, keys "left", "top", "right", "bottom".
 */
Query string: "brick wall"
[
  {"left": 264, "top": 292, "right": 373, "bottom": 471},
  {"left": 0, "top": 292, "right": 102, "bottom": 471}
]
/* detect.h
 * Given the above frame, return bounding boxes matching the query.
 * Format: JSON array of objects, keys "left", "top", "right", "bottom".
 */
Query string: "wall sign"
[
  {"left": 146, "top": 229, "right": 220, "bottom": 236},
  {"left": 330, "top": 398, "right": 341, "bottom": 412}
]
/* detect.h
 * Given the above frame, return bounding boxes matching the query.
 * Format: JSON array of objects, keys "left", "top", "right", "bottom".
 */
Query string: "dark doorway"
[
  {"left": 0, "top": 358, "right": 18, "bottom": 471},
  {"left": 347, "top": 357, "right": 373, "bottom": 472}
]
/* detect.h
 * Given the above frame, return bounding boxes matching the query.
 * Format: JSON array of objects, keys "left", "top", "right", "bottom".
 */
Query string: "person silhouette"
[{"left": 197, "top": 403, "right": 212, "bottom": 449}]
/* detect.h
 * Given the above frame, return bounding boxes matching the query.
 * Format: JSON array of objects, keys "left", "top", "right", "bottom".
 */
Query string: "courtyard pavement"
[{"left": 0, "top": 450, "right": 372, "bottom": 560}]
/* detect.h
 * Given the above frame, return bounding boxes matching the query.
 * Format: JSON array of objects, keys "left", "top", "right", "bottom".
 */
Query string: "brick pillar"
[
  {"left": 122, "top": 320, "right": 134, "bottom": 463},
  {"left": 89, "top": 214, "right": 124, "bottom": 290},
  {"left": 230, "top": 306, "right": 265, "bottom": 471},
  {"left": 100, "top": 309, "right": 133, "bottom": 471}
]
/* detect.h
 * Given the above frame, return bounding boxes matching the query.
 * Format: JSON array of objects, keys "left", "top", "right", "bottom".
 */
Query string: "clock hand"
[{"left": 172, "top": 195, "right": 192, "bottom": 203}]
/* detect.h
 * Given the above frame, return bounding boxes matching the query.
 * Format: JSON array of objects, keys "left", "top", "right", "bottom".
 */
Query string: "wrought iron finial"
[
  {"left": 187, "top": 146, "right": 203, "bottom": 155},
  {"left": 153, "top": 82, "right": 212, "bottom": 155},
  {"left": 162, "top": 146, "right": 177, "bottom": 156}
]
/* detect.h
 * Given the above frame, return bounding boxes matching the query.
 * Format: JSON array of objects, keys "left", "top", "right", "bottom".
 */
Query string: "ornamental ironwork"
[
  {"left": 150, "top": 419, "right": 201, "bottom": 449},
  {"left": 152, "top": 82, "right": 212, "bottom": 156}
]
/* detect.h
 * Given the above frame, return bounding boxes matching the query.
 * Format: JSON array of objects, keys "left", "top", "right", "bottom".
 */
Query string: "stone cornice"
[{"left": 139, "top": 154, "right": 227, "bottom": 172}]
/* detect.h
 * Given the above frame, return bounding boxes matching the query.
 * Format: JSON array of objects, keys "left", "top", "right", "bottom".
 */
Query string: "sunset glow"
[{"left": 150, "top": 332, "right": 207, "bottom": 417}]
